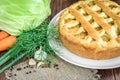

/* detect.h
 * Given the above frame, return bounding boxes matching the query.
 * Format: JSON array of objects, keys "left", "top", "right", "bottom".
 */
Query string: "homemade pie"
[{"left": 58, "top": 0, "right": 120, "bottom": 59}]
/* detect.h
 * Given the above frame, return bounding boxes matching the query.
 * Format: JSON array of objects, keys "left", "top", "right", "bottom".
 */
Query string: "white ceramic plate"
[{"left": 48, "top": 10, "right": 120, "bottom": 69}]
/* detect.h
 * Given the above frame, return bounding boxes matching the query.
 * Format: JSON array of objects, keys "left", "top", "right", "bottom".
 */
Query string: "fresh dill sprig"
[{"left": 0, "top": 21, "right": 57, "bottom": 73}]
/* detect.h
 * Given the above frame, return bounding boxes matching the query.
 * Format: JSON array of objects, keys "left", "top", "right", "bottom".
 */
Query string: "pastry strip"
[
  {"left": 95, "top": 0, "right": 120, "bottom": 29},
  {"left": 69, "top": 7, "right": 102, "bottom": 41},
  {"left": 81, "top": 3, "right": 117, "bottom": 38}
]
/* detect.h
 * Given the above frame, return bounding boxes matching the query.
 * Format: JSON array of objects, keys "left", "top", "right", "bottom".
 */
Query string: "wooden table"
[{"left": 0, "top": 0, "right": 120, "bottom": 80}]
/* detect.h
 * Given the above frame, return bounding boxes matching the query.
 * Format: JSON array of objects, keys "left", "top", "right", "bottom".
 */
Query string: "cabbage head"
[{"left": 0, "top": 0, "right": 51, "bottom": 36}]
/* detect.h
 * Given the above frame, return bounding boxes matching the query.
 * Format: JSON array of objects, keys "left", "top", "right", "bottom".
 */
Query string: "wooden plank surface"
[{"left": 0, "top": 0, "right": 120, "bottom": 80}]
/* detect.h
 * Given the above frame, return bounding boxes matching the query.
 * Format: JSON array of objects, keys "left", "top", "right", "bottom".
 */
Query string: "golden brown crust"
[
  {"left": 69, "top": 7, "right": 101, "bottom": 41},
  {"left": 60, "top": 33, "right": 120, "bottom": 60},
  {"left": 58, "top": 0, "right": 120, "bottom": 60}
]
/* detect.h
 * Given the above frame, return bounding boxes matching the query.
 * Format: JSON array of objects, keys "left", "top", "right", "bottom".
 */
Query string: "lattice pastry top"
[{"left": 59, "top": 0, "right": 120, "bottom": 50}]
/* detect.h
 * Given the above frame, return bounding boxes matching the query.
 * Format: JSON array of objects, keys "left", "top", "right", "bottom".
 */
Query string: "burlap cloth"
[{"left": 5, "top": 58, "right": 101, "bottom": 80}]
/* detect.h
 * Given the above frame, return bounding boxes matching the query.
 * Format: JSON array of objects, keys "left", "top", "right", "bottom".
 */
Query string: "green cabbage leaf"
[{"left": 0, "top": 0, "right": 51, "bottom": 36}]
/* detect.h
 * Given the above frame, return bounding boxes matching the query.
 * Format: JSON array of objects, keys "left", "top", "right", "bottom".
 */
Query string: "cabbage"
[{"left": 0, "top": 0, "right": 51, "bottom": 36}]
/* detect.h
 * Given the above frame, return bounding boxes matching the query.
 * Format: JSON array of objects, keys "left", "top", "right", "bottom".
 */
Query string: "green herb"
[{"left": 0, "top": 22, "right": 56, "bottom": 73}]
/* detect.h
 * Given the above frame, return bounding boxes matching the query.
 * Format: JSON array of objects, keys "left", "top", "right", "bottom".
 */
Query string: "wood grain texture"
[
  {"left": 114, "top": 68, "right": 120, "bottom": 80},
  {"left": 0, "top": 52, "right": 6, "bottom": 80},
  {"left": 98, "top": 69, "right": 115, "bottom": 80},
  {"left": 0, "top": 0, "right": 120, "bottom": 80}
]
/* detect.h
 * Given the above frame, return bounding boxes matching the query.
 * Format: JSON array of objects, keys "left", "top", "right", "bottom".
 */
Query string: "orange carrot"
[
  {"left": 0, "top": 36, "right": 16, "bottom": 52},
  {"left": 0, "top": 31, "right": 9, "bottom": 40}
]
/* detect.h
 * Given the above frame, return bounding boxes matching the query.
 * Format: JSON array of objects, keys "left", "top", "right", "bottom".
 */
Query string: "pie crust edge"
[{"left": 58, "top": 0, "right": 120, "bottom": 60}]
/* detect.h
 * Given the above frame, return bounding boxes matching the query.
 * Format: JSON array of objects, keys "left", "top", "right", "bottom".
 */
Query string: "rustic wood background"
[{"left": 0, "top": 0, "right": 120, "bottom": 80}]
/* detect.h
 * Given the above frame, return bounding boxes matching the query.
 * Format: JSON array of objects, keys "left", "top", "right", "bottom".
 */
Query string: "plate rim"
[{"left": 48, "top": 9, "right": 120, "bottom": 69}]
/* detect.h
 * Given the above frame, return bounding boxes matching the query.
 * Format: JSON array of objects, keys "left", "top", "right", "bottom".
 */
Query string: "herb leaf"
[{"left": 0, "top": 21, "right": 55, "bottom": 73}]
